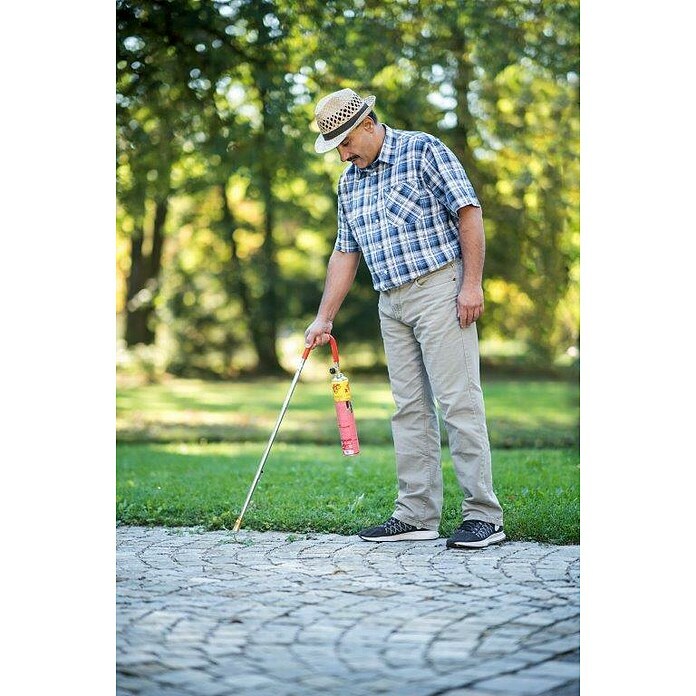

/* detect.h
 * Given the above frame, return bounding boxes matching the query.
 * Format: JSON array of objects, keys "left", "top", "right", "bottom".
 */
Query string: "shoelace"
[
  {"left": 459, "top": 520, "right": 493, "bottom": 537},
  {"left": 385, "top": 517, "right": 413, "bottom": 534}
]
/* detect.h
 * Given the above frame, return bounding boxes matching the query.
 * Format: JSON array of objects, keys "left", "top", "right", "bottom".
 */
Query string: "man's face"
[{"left": 336, "top": 119, "right": 375, "bottom": 168}]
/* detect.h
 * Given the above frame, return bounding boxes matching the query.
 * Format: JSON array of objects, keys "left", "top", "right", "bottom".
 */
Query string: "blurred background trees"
[{"left": 116, "top": 0, "right": 579, "bottom": 377}]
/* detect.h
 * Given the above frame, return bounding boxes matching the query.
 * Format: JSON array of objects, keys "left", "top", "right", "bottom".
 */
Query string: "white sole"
[
  {"left": 447, "top": 531, "right": 506, "bottom": 548},
  {"left": 359, "top": 530, "right": 439, "bottom": 542}
]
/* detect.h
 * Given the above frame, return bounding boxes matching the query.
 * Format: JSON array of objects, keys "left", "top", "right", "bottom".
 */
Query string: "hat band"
[{"left": 321, "top": 102, "right": 371, "bottom": 141}]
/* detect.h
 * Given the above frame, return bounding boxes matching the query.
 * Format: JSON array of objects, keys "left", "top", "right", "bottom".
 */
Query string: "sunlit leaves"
[{"left": 478, "top": 59, "right": 579, "bottom": 357}]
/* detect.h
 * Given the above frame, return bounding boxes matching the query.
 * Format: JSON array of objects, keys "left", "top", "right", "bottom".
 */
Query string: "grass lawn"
[
  {"left": 116, "top": 375, "right": 579, "bottom": 543},
  {"left": 117, "top": 442, "right": 579, "bottom": 544},
  {"left": 117, "top": 376, "right": 579, "bottom": 449}
]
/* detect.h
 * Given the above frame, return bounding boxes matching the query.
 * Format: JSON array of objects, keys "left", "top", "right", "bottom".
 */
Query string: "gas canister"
[{"left": 330, "top": 369, "right": 360, "bottom": 456}]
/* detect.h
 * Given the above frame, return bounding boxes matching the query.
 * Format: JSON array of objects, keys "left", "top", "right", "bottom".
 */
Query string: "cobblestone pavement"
[{"left": 117, "top": 527, "right": 579, "bottom": 696}]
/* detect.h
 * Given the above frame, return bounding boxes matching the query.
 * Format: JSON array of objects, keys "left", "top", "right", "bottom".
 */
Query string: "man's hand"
[
  {"left": 456, "top": 284, "right": 484, "bottom": 328},
  {"left": 304, "top": 317, "right": 333, "bottom": 348}
]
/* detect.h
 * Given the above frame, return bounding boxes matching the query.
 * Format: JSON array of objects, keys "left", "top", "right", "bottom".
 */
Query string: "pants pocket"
[{"left": 414, "top": 262, "right": 458, "bottom": 288}]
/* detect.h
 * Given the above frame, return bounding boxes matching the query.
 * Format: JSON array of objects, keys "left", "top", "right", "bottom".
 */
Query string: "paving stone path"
[{"left": 117, "top": 526, "right": 579, "bottom": 696}]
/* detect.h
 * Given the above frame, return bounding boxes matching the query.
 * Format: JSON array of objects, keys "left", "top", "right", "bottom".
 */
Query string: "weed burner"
[{"left": 232, "top": 335, "right": 359, "bottom": 532}]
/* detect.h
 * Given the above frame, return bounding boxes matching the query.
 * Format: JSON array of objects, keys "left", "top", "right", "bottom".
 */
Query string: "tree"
[
  {"left": 117, "top": 0, "right": 239, "bottom": 346},
  {"left": 116, "top": 0, "right": 580, "bottom": 374}
]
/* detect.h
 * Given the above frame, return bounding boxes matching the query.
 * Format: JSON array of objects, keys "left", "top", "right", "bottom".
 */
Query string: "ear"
[{"left": 362, "top": 117, "right": 374, "bottom": 133}]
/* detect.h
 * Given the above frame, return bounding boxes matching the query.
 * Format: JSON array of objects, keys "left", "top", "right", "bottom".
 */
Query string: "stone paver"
[{"left": 117, "top": 527, "right": 580, "bottom": 696}]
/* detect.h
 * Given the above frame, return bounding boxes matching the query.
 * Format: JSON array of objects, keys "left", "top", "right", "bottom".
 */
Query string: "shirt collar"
[
  {"left": 376, "top": 125, "right": 397, "bottom": 165},
  {"left": 354, "top": 124, "right": 396, "bottom": 177}
]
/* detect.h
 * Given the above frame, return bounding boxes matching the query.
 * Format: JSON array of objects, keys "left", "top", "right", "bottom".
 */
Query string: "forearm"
[
  {"left": 305, "top": 250, "right": 361, "bottom": 347},
  {"left": 456, "top": 205, "right": 486, "bottom": 327},
  {"left": 315, "top": 250, "right": 361, "bottom": 321},
  {"left": 458, "top": 205, "right": 485, "bottom": 288}
]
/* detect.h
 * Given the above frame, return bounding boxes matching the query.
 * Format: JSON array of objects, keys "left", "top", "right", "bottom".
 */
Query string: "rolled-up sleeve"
[{"left": 421, "top": 137, "right": 480, "bottom": 216}]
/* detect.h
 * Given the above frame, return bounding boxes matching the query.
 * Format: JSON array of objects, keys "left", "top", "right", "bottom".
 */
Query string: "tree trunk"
[
  {"left": 124, "top": 197, "right": 169, "bottom": 346},
  {"left": 124, "top": 223, "right": 153, "bottom": 345},
  {"left": 254, "top": 154, "right": 283, "bottom": 373},
  {"left": 249, "top": 85, "right": 283, "bottom": 374}
]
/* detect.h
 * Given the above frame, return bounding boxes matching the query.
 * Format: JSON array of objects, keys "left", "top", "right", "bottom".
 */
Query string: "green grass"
[
  {"left": 116, "top": 442, "right": 579, "bottom": 544},
  {"left": 117, "top": 376, "right": 579, "bottom": 449},
  {"left": 116, "top": 374, "right": 580, "bottom": 543}
]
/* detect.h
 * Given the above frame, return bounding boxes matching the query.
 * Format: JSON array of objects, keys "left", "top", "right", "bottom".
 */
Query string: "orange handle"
[{"left": 302, "top": 334, "right": 340, "bottom": 363}]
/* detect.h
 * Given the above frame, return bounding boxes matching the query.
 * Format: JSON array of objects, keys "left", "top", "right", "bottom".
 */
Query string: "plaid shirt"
[{"left": 334, "top": 125, "right": 480, "bottom": 291}]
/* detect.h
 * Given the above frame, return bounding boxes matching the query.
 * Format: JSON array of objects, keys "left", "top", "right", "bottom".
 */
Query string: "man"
[{"left": 305, "top": 88, "right": 505, "bottom": 549}]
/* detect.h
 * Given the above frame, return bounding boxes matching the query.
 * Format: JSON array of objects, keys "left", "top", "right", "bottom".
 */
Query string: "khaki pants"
[{"left": 378, "top": 259, "right": 504, "bottom": 531}]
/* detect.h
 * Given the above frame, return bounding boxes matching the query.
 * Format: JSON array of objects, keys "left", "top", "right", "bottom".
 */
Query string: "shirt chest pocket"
[{"left": 385, "top": 180, "right": 423, "bottom": 227}]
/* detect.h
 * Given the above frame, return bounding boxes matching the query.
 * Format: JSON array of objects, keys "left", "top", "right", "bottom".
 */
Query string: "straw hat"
[{"left": 314, "top": 88, "right": 376, "bottom": 153}]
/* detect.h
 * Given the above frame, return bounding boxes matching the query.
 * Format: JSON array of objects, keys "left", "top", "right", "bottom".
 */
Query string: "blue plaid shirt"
[{"left": 334, "top": 125, "right": 480, "bottom": 291}]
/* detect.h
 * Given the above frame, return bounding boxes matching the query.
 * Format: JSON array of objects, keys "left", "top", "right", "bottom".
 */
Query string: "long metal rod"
[{"left": 232, "top": 356, "right": 309, "bottom": 532}]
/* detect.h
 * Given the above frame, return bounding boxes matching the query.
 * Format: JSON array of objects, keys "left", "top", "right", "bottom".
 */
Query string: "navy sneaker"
[
  {"left": 446, "top": 520, "right": 505, "bottom": 549},
  {"left": 358, "top": 517, "right": 439, "bottom": 542}
]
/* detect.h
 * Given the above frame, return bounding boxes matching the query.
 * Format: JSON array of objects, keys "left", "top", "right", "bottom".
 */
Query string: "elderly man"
[{"left": 305, "top": 88, "right": 504, "bottom": 549}]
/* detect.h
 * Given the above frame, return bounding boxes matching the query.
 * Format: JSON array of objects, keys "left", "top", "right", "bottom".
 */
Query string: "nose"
[{"left": 337, "top": 145, "right": 350, "bottom": 162}]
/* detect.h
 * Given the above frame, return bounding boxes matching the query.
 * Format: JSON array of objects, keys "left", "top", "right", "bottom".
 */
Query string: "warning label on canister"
[{"left": 331, "top": 378, "right": 352, "bottom": 402}]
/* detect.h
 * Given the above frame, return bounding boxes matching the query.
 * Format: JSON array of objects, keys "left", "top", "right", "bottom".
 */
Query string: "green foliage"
[
  {"left": 478, "top": 63, "right": 580, "bottom": 358},
  {"left": 116, "top": 0, "right": 580, "bottom": 374}
]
